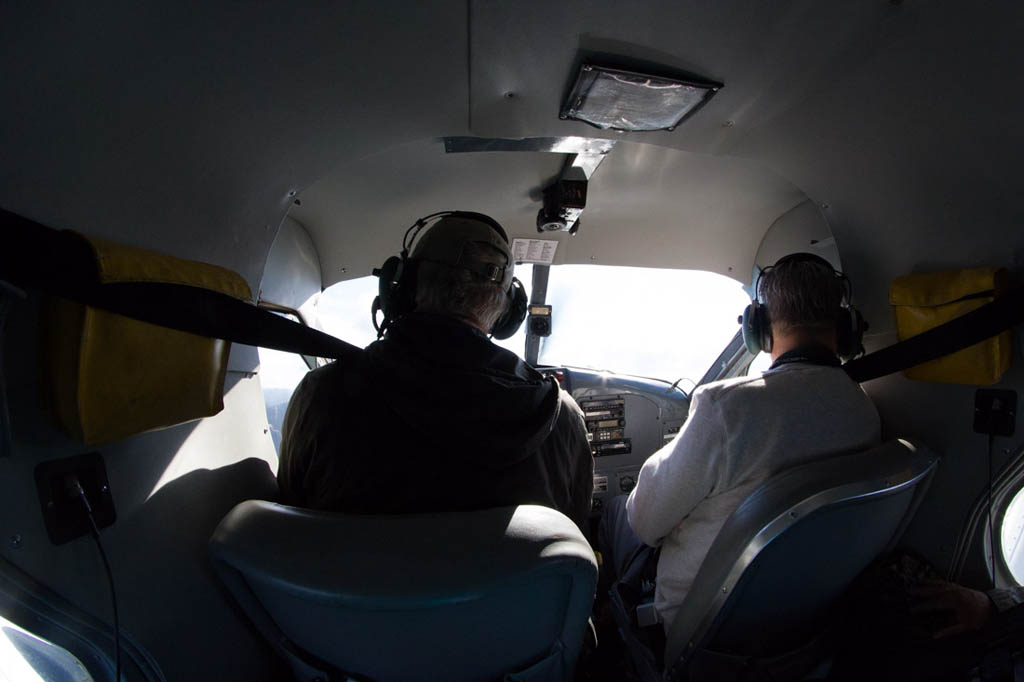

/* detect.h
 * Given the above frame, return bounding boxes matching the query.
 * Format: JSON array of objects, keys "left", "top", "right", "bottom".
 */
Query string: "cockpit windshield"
[
  {"left": 315, "top": 264, "right": 748, "bottom": 384},
  {"left": 534, "top": 265, "right": 749, "bottom": 383}
]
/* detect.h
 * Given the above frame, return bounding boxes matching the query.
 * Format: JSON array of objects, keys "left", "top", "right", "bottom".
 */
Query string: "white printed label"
[{"left": 511, "top": 238, "right": 559, "bottom": 265}]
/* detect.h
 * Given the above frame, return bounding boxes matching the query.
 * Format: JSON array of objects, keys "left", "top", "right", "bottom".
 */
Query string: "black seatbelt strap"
[
  {"left": 0, "top": 208, "right": 362, "bottom": 361},
  {"left": 4, "top": 208, "right": 1021, "bottom": 378},
  {"left": 843, "top": 286, "right": 1024, "bottom": 383}
]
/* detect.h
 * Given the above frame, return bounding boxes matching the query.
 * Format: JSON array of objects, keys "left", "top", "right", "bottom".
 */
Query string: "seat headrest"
[{"left": 209, "top": 502, "right": 596, "bottom": 603}]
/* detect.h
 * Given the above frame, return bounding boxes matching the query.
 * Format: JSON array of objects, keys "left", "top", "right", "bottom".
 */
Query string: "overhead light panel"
[{"left": 560, "top": 64, "right": 722, "bottom": 132}]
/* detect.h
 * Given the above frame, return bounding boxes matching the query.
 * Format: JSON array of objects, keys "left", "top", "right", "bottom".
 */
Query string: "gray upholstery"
[
  {"left": 208, "top": 502, "right": 597, "bottom": 682},
  {"left": 663, "top": 439, "right": 938, "bottom": 679}
]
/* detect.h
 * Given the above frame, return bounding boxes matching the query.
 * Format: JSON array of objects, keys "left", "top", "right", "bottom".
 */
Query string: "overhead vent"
[{"left": 560, "top": 64, "right": 722, "bottom": 132}]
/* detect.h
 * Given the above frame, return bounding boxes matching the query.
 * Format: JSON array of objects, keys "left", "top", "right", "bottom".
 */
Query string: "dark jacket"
[{"left": 277, "top": 313, "right": 594, "bottom": 529}]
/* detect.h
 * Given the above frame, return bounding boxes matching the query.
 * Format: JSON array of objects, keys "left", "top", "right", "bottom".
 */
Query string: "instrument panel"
[{"left": 539, "top": 366, "right": 691, "bottom": 514}]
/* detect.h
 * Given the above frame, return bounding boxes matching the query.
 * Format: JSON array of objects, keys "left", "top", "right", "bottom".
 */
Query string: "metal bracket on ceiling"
[
  {"left": 537, "top": 146, "right": 616, "bottom": 234},
  {"left": 442, "top": 136, "right": 616, "bottom": 234},
  {"left": 442, "top": 135, "right": 615, "bottom": 180},
  {"left": 565, "top": 147, "right": 609, "bottom": 181},
  {"left": 443, "top": 136, "right": 615, "bottom": 156}
]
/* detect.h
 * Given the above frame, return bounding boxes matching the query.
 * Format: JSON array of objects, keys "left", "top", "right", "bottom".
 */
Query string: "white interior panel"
[
  {"left": 755, "top": 200, "right": 840, "bottom": 276},
  {"left": 290, "top": 139, "right": 567, "bottom": 284},
  {"left": 574, "top": 143, "right": 805, "bottom": 277},
  {"left": 293, "top": 140, "right": 807, "bottom": 286},
  {"left": 258, "top": 216, "right": 323, "bottom": 312}
]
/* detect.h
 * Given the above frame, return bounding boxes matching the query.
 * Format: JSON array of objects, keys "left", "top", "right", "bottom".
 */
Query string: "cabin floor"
[
  {"left": 580, "top": 577, "right": 1024, "bottom": 682},
  {"left": 576, "top": 603, "right": 634, "bottom": 682}
]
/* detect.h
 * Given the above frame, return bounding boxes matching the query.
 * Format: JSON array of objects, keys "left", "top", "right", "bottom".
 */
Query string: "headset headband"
[
  {"left": 373, "top": 210, "right": 526, "bottom": 340},
  {"left": 740, "top": 251, "right": 866, "bottom": 360},
  {"left": 402, "top": 210, "right": 509, "bottom": 255},
  {"left": 756, "top": 252, "right": 851, "bottom": 304},
  {"left": 403, "top": 211, "right": 514, "bottom": 290}
]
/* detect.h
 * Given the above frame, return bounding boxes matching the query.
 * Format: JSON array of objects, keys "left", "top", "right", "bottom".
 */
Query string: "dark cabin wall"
[
  {"left": 0, "top": 3, "right": 471, "bottom": 679},
  {"left": 1, "top": 4, "right": 1022, "bottom": 679},
  {"left": 725, "top": 0, "right": 1024, "bottom": 579},
  {"left": 0, "top": 2, "right": 469, "bottom": 294},
  {"left": 0, "top": 293, "right": 283, "bottom": 681},
  {"left": 871, "top": 359, "right": 1024, "bottom": 585}
]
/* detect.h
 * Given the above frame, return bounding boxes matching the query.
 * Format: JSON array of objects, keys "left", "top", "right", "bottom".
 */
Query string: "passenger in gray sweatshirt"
[{"left": 602, "top": 253, "right": 880, "bottom": 632}]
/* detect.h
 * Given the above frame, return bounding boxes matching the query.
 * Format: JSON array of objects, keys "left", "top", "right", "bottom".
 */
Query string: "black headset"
[
  {"left": 371, "top": 211, "right": 528, "bottom": 340},
  {"left": 739, "top": 252, "right": 867, "bottom": 361}
]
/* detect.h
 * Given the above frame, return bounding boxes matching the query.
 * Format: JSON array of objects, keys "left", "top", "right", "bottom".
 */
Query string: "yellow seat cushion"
[
  {"left": 889, "top": 267, "right": 1011, "bottom": 385},
  {"left": 45, "top": 234, "right": 252, "bottom": 444}
]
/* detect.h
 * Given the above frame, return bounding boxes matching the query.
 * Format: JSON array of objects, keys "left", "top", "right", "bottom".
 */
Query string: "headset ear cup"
[
  {"left": 373, "top": 255, "right": 419, "bottom": 335},
  {"left": 371, "top": 295, "right": 384, "bottom": 333},
  {"left": 740, "top": 303, "right": 763, "bottom": 355},
  {"left": 836, "top": 308, "right": 850, "bottom": 359},
  {"left": 758, "top": 305, "right": 773, "bottom": 354},
  {"left": 374, "top": 256, "right": 402, "bottom": 320},
  {"left": 491, "top": 278, "right": 528, "bottom": 340},
  {"left": 837, "top": 306, "right": 867, "bottom": 360}
]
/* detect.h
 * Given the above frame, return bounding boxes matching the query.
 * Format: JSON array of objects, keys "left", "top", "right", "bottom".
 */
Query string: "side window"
[
  {"left": 1002, "top": 486, "right": 1024, "bottom": 583},
  {"left": 316, "top": 275, "right": 381, "bottom": 350},
  {"left": 1, "top": 614, "right": 95, "bottom": 681},
  {"left": 259, "top": 276, "right": 380, "bottom": 453},
  {"left": 746, "top": 351, "right": 773, "bottom": 375},
  {"left": 257, "top": 307, "right": 315, "bottom": 453},
  {"left": 258, "top": 343, "right": 312, "bottom": 453}
]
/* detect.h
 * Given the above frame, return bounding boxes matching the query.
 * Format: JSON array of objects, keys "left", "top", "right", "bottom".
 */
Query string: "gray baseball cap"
[{"left": 411, "top": 214, "right": 514, "bottom": 289}]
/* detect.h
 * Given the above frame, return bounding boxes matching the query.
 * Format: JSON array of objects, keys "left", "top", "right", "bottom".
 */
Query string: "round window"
[{"left": 1001, "top": 485, "right": 1024, "bottom": 583}]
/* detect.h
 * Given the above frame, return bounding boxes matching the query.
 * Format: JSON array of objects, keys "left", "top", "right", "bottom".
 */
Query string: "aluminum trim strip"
[{"left": 443, "top": 136, "right": 616, "bottom": 155}]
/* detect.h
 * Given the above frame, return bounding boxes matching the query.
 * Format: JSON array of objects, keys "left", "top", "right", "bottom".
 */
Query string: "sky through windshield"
[
  {"left": 536, "top": 265, "right": 749, "bottom": 383},
  {"left": 313, "top": 264, "right": 749, "bottom": 383}
]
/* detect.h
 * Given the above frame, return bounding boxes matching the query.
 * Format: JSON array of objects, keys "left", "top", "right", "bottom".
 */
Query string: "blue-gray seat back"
[
  {"left": 209, "top": 502, "right": 597, "bottom": 682},
  {"left": 664, "top": 439, "right": 938, "bottom": 678}
]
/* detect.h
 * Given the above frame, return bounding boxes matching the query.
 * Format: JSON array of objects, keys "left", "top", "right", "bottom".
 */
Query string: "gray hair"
[
  {"left": 414, "top": 241, "right": 509, "bottom": 331},
  {"left": 759, "top": 258, "right": 845, "bottom": 333}
]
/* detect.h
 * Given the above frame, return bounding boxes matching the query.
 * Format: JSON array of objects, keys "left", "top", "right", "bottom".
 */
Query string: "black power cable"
[
  {"left": 68, "top": 477, "right": 121, "bottom": 681},
  {"left": 88, "top": 517, "right": 121, "bottom": 681},
  {"left": 988, "top": 433, "right": 997, "bottom": 591}
]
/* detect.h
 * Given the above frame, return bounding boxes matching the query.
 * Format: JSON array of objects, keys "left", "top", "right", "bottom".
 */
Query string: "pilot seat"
[
  {"left": 209, "top": 502, "right": 597, "bottom": 682},
  {"left": 609, "top": 439, "right": 938, "bottom": 681}
]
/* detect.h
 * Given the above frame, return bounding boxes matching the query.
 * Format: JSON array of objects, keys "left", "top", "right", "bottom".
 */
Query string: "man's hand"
[{"left": 909, "top": 580, "right": 996, "bottom": 639}]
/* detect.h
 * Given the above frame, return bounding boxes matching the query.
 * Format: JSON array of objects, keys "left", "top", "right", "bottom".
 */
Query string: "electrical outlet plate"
[
  {"left": 34, "top": 452, "right": 116, "bottom": 545},
  {"left": 974, "top": 389, "right": 1017, "bottom": 437}
]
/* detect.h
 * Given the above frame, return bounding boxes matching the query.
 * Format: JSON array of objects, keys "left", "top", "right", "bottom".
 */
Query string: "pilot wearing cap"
[{"left": 277, "top": 212, "right": 594, "bottom": 530}]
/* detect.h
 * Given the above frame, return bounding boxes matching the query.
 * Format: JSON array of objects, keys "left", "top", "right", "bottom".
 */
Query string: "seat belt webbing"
[
  {"left": 843, "top": 286, "right": 1024, "bottom": 383},
  {"left": 0, "top": 208, "right": 362, "bottom": 361},
  {"left": 3, "top": 207, "right": 1020, "bottom": 379}
]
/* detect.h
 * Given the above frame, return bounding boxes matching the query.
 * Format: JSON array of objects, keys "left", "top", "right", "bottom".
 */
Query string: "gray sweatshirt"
[{"left": 625, "top": 360, "right": 881, "bottom": 631}]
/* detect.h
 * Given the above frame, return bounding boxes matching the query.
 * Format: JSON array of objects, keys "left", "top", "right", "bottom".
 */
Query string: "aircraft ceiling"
[
  {"left": 291, "top": 140, "right": 806, "bottom": 283},
  {"left": 2, "top": 1, "right": 1021, "bottom": 330}
]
